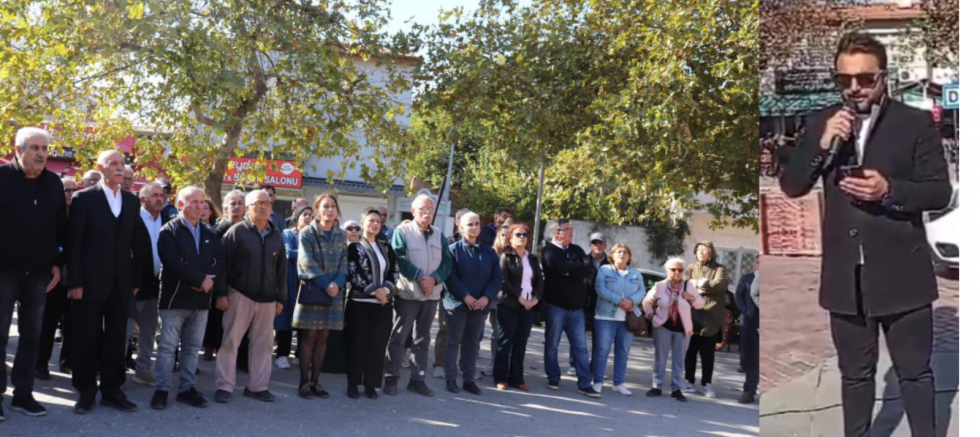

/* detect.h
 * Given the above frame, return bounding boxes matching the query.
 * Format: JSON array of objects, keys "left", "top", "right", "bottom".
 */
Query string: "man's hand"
[
  {"left": 276, "top": 302, "right": 283, "bottom": 316},
  {"left": 201, "top": 275, "right": 215, "bottom": 292},
  {"left": 327, "top": 282, "right": 340, "bottom": 298},
  {"left": 69, "top": 287, "right": 83, "bottom": 300},
  {"left": 820, "top": 109, "right": 855, "bottom": 150},
  {"left": 132, "top": 288, "right": 140, "bottom": 296},
  {"left": 46, "top": 266, "right": 60, "bottom": 293},
  {"left": 473, "top": 296, "right": 489, "bottom": 311},
  {"left": 419, "top": 276, "right": 436, "bottom": 294},
  {"left": 376, "top": 288, "right": 389, "bottom": 306},
  {"left": 464, "top": 295, "right": 477, "bottom": 310},
  {"left": 840, "top": 169, "right": 890, "bottom": 202},
  {"left": 216, "top": 297, "right": 229, "bottom": 311}
]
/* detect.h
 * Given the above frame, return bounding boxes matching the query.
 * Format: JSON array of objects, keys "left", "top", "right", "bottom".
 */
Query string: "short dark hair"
[
  {"left": 259, "top": 184, "right": 276, "bottom": 194},
  {"left": 835, "top": 32, "right": 888, "bottom": 71},
  {"left": 495, "top": 207, "right": 513, "bottom": 216}
]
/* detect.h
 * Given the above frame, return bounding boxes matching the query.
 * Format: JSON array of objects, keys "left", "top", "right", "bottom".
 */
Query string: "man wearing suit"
[
  {"left": 67, "top": 150, "right": 147, "bottom": 415},
  {"left": 734, "top": 259, "right": 759, "bottom": 404},
  {"left": 781, "top": 32, "right": 951, "bottom": 437}
]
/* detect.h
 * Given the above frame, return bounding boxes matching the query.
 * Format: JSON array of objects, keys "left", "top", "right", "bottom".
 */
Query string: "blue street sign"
[{"left": 942, "top": 83, "right": 959, "bottom": 109}]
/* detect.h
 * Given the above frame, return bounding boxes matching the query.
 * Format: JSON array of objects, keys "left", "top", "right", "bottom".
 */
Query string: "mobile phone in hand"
[{"left": 837, "top": 165, "right": 864, "bottom": 181}]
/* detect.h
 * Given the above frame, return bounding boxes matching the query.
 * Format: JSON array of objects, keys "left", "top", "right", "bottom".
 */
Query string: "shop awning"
[{"left": 760, "top": 92, "right": 842, "bottom": 117}]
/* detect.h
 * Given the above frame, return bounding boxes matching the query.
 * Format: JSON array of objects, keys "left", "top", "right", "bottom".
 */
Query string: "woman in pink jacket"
[{"left": 642, "top": 257, "right": 705, "bottom": 402}]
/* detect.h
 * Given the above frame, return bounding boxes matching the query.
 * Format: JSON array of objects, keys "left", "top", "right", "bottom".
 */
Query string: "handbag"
[
  {"left": 297, "top": 232, "right": 337, "bottom": 306},
  {"left": 626, "top": 310, "right": 649, "bottom": 337}
]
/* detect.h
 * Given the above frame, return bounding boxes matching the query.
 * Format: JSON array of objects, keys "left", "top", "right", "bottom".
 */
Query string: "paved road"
[{"left": 4, "top": 311, "right": 759, "bottom": 436}]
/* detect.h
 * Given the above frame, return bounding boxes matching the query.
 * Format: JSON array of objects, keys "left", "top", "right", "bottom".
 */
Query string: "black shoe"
[
  {"left": 299, "top": 383, "right": 315, "bottom": 399},
  {"left": 59, "top": 363, "right": 72, "bottom": 375},
  {"left": 646, "top": 388, "right": 662, "bottom": 397},
  {"left": 313, "top": 383, "right": 330, "bottom": 399},
  {"left": 151, "top": 390, "right": 168, "bottom": 410},
  {"left": 125, "top": 356, "right": 137, "bottom": 371},
  {"left": 243, "top": 388, "right": 275, "bottom": 402},
  {"left": 738, "top": 392, "right": 756, "bottom": 404},
  {"left": 737, "top": 366, "right": 746, "bottom": 374},
  {"left": 462, "top": 382, "right": 482, "bottom": 395},
  {"left": 347, "top": 385, "right": 360, "bottom": 399},
  {"left": 407, "top": 380, "right": 435, "bottom": 397},
  {"left": 214, "top": 389, "right": 232, "bottom": 404},
  {"left": 35, "top": 368, "right": 51, "bottom": 381},
  {"left": 383, "top": 377, "right": 398, "bottom": 396},
  {"left": 101, "top": 393, "right": 138, "bottom": 412},
  {"left": 177, "top": 388, "right": 208, "bottom": 408},
  {"left": 0, "top": 401, "right": 4, "bottom": 422},
  {"left": 73, "top": 393, "right": 95, "bottom": 415},
  {"left": 446, "top": 380, "right": 460, "bottom": 394},
  {"left": 365, "top": 387, "right": 378, "bottom": 399},
  {"left": 10, "top": 396, "right": 47, "bottom": 417},
  {"left": 671, "top": 390, "right": 688, "bottom": 402},
  {"left": 577, "top": 386, "right": 601, "bottom": 399},
  {"left": 547, "top": 381, "right": 560, "bottom": 390}
]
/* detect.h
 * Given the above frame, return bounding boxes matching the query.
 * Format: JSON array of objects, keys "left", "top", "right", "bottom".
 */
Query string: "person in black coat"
[
  {"left": 0, "top": 127, "right": 68, "bottom": 418},
  {"left": 734, "top": 259, "right": 759, "bottom": 404},
  {"left": 344, "top": 209, "right": 398, "bottom": 399},
  {"left": 493, "top": 223, "right": 543, "bottom": 391},
  {"left": 477, "top": 207, "right": 512, "bottom": 247},
  {"left": 780, "top": 32, "right": 951, "bottom": 437},
  {"left": 67, "top": 150, "right": 147, "bottom": 415}
]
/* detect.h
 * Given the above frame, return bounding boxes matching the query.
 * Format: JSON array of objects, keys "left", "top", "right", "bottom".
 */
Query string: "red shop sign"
[{"left": 224, "top": 157, "right": 303, "bottom": 189}]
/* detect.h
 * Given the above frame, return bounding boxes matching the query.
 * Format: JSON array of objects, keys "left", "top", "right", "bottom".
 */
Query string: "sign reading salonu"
[{"left": 224, "top": 157, "right": 303, "bottom": 189}]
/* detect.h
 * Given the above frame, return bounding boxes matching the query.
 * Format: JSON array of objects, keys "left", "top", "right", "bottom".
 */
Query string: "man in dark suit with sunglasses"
[{"left": 781, "top": 32, "right": 951, "bottom": 437}]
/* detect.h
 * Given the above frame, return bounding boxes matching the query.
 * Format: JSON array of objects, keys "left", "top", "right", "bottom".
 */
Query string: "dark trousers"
[
  {"left": 0, "top": 271, "right": 48, "bottom": 399},
  {"left": 741, "top": 315, "right": 759, "bottom": 394},
  {"left": 831, "top": 304, "right": 935, "bottom": 437},
  {"left": 203, "top": 302, "right": 224, "bottom": 350},
  {"left": 494, "top": 304, "right": 534, "bottom": 386},
  {"left": 685, "top": 333, "right": 716, "bottom": 386},
  {"left": 444, "top": 305, "right": 489, "bottom": 383},
  {"left": 71, "top": 293, "right": 131, "bottom": 397},
  {"left": 345, "top": 300, "right": 393, "bottom": 389},
  {"left": 275, "top": 329, "right": 300, "bottom": 358},
  {"left": 38, "top": 284, "right": 73, "bottom": 370},
  {"left": 433, "top": 297, "right": 448, "bottom": 367}
]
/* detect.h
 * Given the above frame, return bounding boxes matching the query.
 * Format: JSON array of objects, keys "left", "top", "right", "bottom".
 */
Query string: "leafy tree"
[
  {"left": 917, "top": 0, "right": 958, "bottom": 70},
  {"left": 1, "top": 0, "right": 420, "bottom": 201}
]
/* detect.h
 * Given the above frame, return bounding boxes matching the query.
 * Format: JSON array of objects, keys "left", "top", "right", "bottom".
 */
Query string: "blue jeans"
[
  {"left": 155, "top": 309, "right": 208, "bottom": 392},
  {"left": 544, "top": 306, "right": 592, "bottom": 389},
  {"left": 591, "top": 319, "right": 633, "bottom": 386},
  {"left": 654, "top": 327, "right": 689, "bottom": 392}
]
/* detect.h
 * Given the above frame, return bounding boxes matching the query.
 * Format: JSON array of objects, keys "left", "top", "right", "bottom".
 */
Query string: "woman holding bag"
[
  {"left": 590, "top": 243, "right": 647, "bottom": 396},
  {"left": 295, "top": 193, "right": 349, "bottom": 399},
  {"left": 643, "top": 257, "right": 705, "bottom": 402},
  {"left": 344, "top": 209, "right": 398, "bottom": 400}
]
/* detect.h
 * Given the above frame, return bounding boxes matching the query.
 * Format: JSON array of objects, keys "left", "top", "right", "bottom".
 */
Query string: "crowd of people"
[{"left": 0, "top": 126, "right": 759, "bottom": 422}]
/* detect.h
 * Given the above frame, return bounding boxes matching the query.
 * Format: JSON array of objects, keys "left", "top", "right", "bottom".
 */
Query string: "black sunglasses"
[
  {"left": 668, "top": 268, "right": 683, "bottom": 272},
  {"left": 347, "top": 226, "right": 361, "bottom": 232},
  {"left": 833, "top": 71, "right": 884, "bottom": 89},
  {"left": 514, "top": 232, "right": 529, "bottom": 238}
]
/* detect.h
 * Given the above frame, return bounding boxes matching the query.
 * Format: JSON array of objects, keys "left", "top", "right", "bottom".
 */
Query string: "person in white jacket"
[{"left": 642, "top": 257, "right": 705, "bottom": 402}]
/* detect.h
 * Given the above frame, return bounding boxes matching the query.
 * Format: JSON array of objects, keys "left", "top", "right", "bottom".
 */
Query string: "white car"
[{"left": 924, "top": 185, "right": 959, "bottom": 270}]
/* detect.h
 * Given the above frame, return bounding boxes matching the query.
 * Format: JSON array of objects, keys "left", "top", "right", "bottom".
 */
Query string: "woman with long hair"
[
  {"left": 294, "top": 193, "right": 348, "bottom": 399},
  {"left": 493, "top": 223, "right": 542, "bottom": 391}
]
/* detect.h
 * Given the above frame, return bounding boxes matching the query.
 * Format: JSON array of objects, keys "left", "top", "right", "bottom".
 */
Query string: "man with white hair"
[
  {"left": 151, "top": 187, "right": 224, "bottom": 410},
  {"left": 384, "top": 194, "right": 452, "bottom": 397},
  {"left": 122, "top": 165, "right": 135, "bottom": 193},
  {"left": 213, "top": 189, "right": 286, "bottom": 404},
  {"left": 67, "top": 149, "right": 147, "bottom": 415},
  {"left": 0, "top": 127, "right": 68, "bottom": 419},
  {"left": 126, "top": 181, "right": 173, "bottom": 387},
  {"left": 81, "top": 170, "right": 101, "bottom": 188}
]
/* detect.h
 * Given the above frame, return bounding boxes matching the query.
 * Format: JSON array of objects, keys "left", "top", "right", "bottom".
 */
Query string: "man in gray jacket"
[
  {"left": 213, "top": 190, "right": 286, "bottom": 404},
  {"left": 384, "top": 194, "right": 452, "bottom": 397}
]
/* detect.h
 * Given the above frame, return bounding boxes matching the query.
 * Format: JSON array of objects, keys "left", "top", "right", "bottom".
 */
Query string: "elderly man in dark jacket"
[
  {"left": 213, "top": 189, "right": 286, "bottom": 404},
  {"left": 0, "top": 127, "right": 68, "bottom": 419},
  {"left": 150, "top": 187, "right": 224, "bottom": 410},
  {"left": 735, "top": 259, "right": 759, "bottom": 404}
]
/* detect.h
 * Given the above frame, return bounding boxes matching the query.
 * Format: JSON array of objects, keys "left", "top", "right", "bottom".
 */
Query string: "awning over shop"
[{"left": 760, "top": 92, "right": 841, "bottom": 117}]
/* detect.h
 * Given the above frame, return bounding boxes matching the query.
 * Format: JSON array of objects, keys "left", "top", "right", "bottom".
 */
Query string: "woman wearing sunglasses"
[
  {"left": 343, "top": 219, "right": 361, "bottom": 245},
  {"left": 493, "top": 223, "right": 542, "bottom": 391},
  {"left": 591, "top": 243, "right": 647, "bottom": 396},
  {"left": 642, "top": 257, "right": 704, "bottom": 402}
]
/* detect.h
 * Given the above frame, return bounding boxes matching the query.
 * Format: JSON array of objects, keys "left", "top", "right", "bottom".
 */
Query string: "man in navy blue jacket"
[
  {"left": 445, "top": 212, "right": 503, "bottom": 395},
  {"left": 734, "top": 258, "right": 759, "bottom": 404}
]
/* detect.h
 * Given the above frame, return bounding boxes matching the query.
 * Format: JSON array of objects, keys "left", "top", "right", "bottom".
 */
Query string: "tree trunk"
[{"left": 204, "top": 125, "right": 243, "bottom": 204}]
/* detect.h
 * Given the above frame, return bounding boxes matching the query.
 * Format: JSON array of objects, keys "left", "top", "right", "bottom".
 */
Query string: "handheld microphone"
[{"left": 828, "top": 99, "right": 858, "bottom": 159}]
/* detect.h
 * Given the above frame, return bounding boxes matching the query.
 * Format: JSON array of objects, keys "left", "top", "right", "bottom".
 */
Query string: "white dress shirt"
[
  {"left": 100, "top": 180, "right": 122, "bottom": 218},
  {"left": 855, "top": 116, "right": 872, "bottom": 265},
  {"left": 140, "top": 208, "right": 163, "bottom": 276},
  {"left": 520, "top": 251, "right": 534, "bottom": 301}
]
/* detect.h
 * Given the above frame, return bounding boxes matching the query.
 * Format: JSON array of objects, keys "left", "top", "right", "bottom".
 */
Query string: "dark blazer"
[
  {"left": 157, "top": 216, "right": 224, "bottom": 311},
  {"left": 347, "top": 238, "right": 398, "bottom": 301},
  {"left": 67, "top": 184, "right": 146, "bottom": 302},
  {"left": 134, "top": 208, "right": 175, "bottom": 301},
  {"left": 735, "top": 272, "right": 757, "bottom": 320},
  {"left": 780, "top": 99, "right": 951, "bottom": 317},
  {"left": 497, "top": 247, "right": 544, "bottom": 310}
]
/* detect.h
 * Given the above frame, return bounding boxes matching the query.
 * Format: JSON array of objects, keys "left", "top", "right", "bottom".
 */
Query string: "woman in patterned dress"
[{"left": 294, "top": 194, "right": 348, "bottom": 399}]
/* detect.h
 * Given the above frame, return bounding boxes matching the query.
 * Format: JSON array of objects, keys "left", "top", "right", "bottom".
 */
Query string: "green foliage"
[
  {"left": 1, "top": 0, "right": 421, "bottom": 201},
  {"left": 412, "top": 0, "right": 759, "bottom": 231},
  {"left": 644, "top": 218, "right": 691, "bottom": 261}
]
